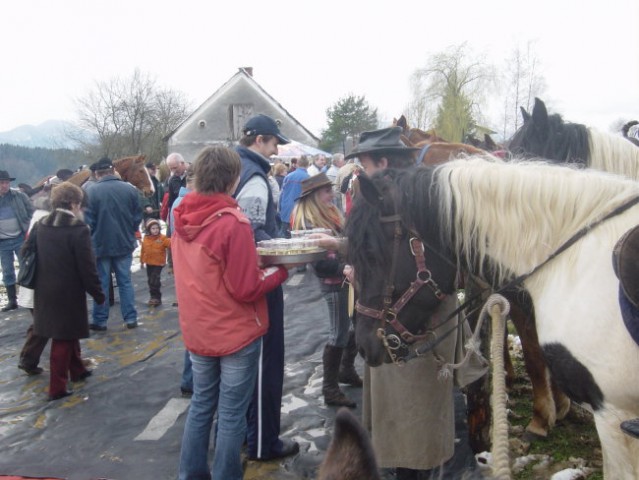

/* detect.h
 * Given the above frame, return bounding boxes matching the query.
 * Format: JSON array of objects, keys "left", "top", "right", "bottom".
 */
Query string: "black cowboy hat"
[
  {"left": 243, "top": 114, "right": 291, "bottom": 145},
  {"left": 0, "top": 170, "right": 16, "bottom": 181},
  {"left": 345, "top": 127, "right": 420, "bottom": 160},
  {"left": 90, "top": 157, "right": 114, "bottom": 172},
  {"left": 296, "top": 172, "right": 333, "bottom": 201}
]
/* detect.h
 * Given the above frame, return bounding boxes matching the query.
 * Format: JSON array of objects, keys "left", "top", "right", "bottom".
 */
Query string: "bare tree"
[
  {"left": 74, "top": 69, "right": 191, "bottom": 162},
  {"left": 500, "top": 41, "right": 546, "bottom": 139},
  {"left": 408, "top": 43, "right": 494, "bottom": 142}
]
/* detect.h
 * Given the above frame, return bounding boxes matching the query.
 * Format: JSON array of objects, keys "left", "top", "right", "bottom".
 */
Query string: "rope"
[{"left": 484, "top": 293, "right": 512, "bottom": 480}]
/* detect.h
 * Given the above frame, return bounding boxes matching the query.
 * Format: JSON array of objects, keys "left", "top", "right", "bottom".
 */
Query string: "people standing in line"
[
  {"left": 17, "top": 192, "right": 54, "bottom": 376},
  {"left": 84, "top": 157, "right": 141, "bottom": 331},
  {"left": 140, "top": 219, "right": 171, "bottom": 307},
  {"left": 0, "top": 170, "right": 34, "bottom": 312},
  {"left": 169, "top": 165, "right": 195, "bottom": 397},
  {"left": 30, "top": 182, "right": 105, "bottom": 400},
  {"left": 142, "top": 162, "right": 164, "bottom": 222},
  {"left": 234, "top": 113, "right": 300, "bottom": 461},
  {"left": 279, "top": 156, "right": 310, "bottom": 238},
  {"left": 307, "top": 154, "right": 327, "bottom": 177},
  {"left": 173, "top": 146, "right": 288, "bottom": 480},
  {"left": 290, "top": 173, "right": 362, "bottom": 408}
]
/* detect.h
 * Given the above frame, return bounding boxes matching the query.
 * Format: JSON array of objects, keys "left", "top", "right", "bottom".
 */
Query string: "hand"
[
  {"left": 307, "top": 232, "right": 341, "bottom": 250},
  {"left": 144, "top": 206, "right": 153, "bottom": 213},
  {"left": 343, "top": 264, "right": 355, "bottom": 283}
]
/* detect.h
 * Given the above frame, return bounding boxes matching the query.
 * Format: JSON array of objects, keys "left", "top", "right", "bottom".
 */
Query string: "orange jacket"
[{"left": 140, "top": 234, "right": 171, "bottom": 266}]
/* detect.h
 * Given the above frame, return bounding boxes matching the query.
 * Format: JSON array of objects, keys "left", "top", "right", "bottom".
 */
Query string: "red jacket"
[{"left": 172, "top": 192, "right": 288, "bottom": 356}]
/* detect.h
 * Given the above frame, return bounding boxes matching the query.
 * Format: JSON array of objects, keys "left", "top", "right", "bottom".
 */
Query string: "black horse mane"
[
  {"left": 345, "top": 167, "right": 445, "bottom": 281},
  {"left": 508, "top": 98, "right": 591, "bottom": 165}
]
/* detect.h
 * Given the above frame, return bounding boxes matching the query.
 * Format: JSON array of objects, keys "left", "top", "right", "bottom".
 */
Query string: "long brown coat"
[{"left": 32, "top": 209, "right": 105, "bottom": 340}]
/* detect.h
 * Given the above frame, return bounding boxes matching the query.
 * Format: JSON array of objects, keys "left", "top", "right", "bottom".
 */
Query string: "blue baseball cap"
[{"left": 243, "top": 114, "right": 290, "bottom": 145}]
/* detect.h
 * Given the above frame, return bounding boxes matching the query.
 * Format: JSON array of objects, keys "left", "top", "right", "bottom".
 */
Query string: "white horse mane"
[
  {"left": 433, "top": 157, "right": 639, "bottom": 284},
  {"left": 588, "top": 128, "right": 639, "bottom": 180}
]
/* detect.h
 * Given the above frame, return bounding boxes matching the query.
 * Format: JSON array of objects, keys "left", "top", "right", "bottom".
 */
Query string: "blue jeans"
[
  {"left": 92, "top": 254, "right": 137, "bottom": 326},
  {"left": 181, "top": 349, "right": 193, "bottom": 392},
  {"left": 321, "top": 282, "right": 350, "bottom": 347},
  {"left": 0, "top": 233, "right": 25, "bottom": 286},
  {"left": 179, "top": 339, "right": 261, "bottom": 480}
]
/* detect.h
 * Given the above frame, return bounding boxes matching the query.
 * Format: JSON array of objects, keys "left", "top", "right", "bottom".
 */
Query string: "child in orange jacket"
[{"left": 140, "top": 219, "right": 171, "bottom": 306}]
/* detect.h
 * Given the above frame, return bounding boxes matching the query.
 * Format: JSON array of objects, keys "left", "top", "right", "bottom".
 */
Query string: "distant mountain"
[{"left": 0, "top": 120, "right": 94, "bottom": 149}]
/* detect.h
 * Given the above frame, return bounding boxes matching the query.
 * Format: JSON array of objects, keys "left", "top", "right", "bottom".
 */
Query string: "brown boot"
[
  {"left": 338, "top": 331, "right": 363, "bottom": 387},
  {"left": 322, "top": 345, "right": 356, "bottom": 408}
]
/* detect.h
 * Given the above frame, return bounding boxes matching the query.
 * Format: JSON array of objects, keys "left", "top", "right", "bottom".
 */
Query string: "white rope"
[{"left": 484, "top": 293, "right": 512, "bottom": 480}]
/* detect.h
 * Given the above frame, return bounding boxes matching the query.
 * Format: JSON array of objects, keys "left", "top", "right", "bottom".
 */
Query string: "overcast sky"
[{"left": 2, "top": 0, "right": 638, "bottom": 138}]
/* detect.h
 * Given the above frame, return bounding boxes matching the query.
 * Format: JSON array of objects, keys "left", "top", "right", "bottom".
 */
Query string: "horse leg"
[
  {"left": 593, "top": 408, "right": 639, "bottom": 479},
  {"left": 551, "top": 377, "right": 572, "bottom": 421},
  {"left": 503, "top": 326, "right": 515, "bottom": 388},
  {"left": 507, "top": 296, "right": 557, "bottom": 438}
]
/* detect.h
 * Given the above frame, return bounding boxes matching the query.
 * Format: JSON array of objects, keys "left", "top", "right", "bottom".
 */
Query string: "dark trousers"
[
  {"left": 146, "top": 265, "right": 163, "bottom": 301},
  {"left": 20, "top": 323, "right": 48, "bottom": 369},
  {"left": 49, "top": 339, "right": 87, "bottom": 397},
  {"left": 246, "top": 286, "right": 285, "bottom": 458}
]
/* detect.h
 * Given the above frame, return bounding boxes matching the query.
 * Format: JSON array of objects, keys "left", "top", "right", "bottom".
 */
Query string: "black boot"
[
  {"left": 338, "top": 331, "right": 363, "bottom": 387},
  {"left": 322, "top": 345, "right": 356, "bottom": 408},
  {"left": 2, "top": 284, "right": 18, "bottom": 312}
]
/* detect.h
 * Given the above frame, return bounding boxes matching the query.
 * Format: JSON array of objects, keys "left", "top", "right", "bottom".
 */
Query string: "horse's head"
[
  {"left": 114, "top": 155, "right": 155, "bottom": 196},
  {"left": 345, "top": 168, "right": 457, "bottom": 366},
  {"left": 508, "top": 98, "right": 590, "bottom": 165}
]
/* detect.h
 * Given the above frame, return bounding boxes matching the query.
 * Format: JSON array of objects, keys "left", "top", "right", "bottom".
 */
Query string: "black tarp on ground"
[{"left": 0, "top": 267, "right": 481, "bottom": 479}]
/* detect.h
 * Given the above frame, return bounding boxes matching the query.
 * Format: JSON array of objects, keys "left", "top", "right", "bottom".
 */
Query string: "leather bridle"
[{"left": 355, "top": 213, "right": 448, "bottom": 363}]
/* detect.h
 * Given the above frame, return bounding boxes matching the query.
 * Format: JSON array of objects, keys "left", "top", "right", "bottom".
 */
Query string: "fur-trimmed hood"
[{"left": 40, "top": 208, "right": 86, "bottom": 228}]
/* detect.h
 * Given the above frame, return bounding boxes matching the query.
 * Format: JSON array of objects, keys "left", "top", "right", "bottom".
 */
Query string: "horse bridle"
[{"left": 354, "top": 213, "right": 448, "bottom": 364}]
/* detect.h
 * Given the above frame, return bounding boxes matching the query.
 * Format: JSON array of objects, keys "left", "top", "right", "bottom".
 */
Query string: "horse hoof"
[{"left": 522, "top": 429, "right": 547, "bottom": 442}]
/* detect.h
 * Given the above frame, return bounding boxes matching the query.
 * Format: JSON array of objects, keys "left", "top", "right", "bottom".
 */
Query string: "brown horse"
[
  {"left": 68, "top": 155, "right": 154, "bottom": 195},
  {"left": 391, "top": 116, "right": 570, "bottom": 447}
]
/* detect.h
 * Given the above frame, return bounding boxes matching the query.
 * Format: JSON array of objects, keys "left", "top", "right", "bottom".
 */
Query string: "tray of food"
[{"left": 257, "top": 238, "right": 326, "bottom": 265}]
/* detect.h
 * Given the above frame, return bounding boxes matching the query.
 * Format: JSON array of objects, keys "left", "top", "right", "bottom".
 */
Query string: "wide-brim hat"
[
  {"left": 243, "top": 114, "right": 291, "bottom": 145},
  {"left": 296, "top": 172, "right": 333, "bottom": 200},
  {"left": 0, "top": 170, "right": 16, "bottom": 181},
  {"left": 345, "top": 126, "right": 420, "bottom": 160}
]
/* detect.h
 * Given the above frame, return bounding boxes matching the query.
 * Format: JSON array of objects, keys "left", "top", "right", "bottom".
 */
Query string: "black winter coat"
[{"left": 32, "top": 209, "right": 105, "bottom": 340}]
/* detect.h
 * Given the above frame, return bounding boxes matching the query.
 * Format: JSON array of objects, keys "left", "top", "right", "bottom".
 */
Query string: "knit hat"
[{"left": 145, "top": 218, "right": 160, "bottom": 232}]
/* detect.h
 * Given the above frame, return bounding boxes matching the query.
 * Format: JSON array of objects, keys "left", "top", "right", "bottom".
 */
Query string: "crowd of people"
[{"left": 3, "top": 115, "right": 463, "bottom": 480}]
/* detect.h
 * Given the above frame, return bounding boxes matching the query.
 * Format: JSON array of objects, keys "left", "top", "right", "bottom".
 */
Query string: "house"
[{"left": 166, "top": 68, "right": 320, "bottom": 162}]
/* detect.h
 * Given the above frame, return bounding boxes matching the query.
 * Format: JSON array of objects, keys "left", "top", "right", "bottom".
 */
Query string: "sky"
[{"left": 2, "top": 0, "right": 638, "bottom": 139}]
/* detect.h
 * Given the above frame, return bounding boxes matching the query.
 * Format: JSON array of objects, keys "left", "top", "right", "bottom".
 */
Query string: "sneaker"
[
  {"left": 248, "top": 438, "right": 299, "bottom": 461},
  {"left": 89, "top": 324, "right": 107, "bottom": 331},
  {"left": 148, "top": 299, "right": 161, "bottom": 306},
  {"left": 126, "top": 321, "right": 138, "bottom": 329},
  {"left": 180, "top": 388, "right": 193, "bottom": 398}
]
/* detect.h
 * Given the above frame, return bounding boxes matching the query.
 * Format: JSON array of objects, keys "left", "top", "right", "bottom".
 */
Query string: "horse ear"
[
  {"left": 397, "top": 115, "right": 408, "bottom": 130},
  {"left": 357, "top": 174, "right": 384, "bottom": 208},
  {"left": 520, "top": 105, "right": 531, "bottom": 123},
  {"left": 484, "top": 134, "right": 497, "bottom": 150},
  {"left": 318, "top": 408, "right": 381, "bottom": 480},
  {"left": 531, "top": 98, "right": 548, "bottom": 128},
  {"left": 400, "top": 134, "right": 414, "bottom": 147}
]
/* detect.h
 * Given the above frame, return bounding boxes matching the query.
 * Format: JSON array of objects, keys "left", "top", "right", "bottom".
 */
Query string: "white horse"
[{"left": 352, "top": 158, "right": 639, "bottom": 478}]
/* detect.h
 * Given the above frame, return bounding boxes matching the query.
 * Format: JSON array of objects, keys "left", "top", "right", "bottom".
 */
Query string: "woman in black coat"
[{"left": 31, "top": 182, "right": 105, "bottom": 400}]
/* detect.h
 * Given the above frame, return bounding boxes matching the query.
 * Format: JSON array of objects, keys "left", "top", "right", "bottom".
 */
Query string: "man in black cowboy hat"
[
  {"left": 345, "top": 126, "right": 420, "bottom": 176},
  {"left": 0, "top": 170, "right": 34, "bottom": 311},
  {"left": 233, "top": 114, "right": 300, "bottom": 461}
]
